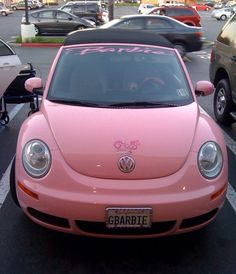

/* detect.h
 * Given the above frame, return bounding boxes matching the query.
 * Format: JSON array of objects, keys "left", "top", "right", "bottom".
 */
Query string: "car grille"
[
  {"left": 27, "top": 207, "right": 219, "bottom": 235},
  {"left": 75, "top": 220, "right": 176, "bottom": 235}
]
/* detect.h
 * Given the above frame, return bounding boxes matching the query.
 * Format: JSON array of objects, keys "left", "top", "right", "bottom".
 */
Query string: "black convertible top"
[{"left": 63, "top": 29, "right": 174, "bottom": 48}]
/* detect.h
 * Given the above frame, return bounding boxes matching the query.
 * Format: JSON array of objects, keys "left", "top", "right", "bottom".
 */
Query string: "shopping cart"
[{"left": 0, "top": 63, "right": 38, "bottom": 126}]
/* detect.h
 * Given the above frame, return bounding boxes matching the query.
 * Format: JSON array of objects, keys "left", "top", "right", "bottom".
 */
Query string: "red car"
[
  {"left": 148, "top": 6, "right": 201, "bottom": 27},
  {"left": 191, "top": 3, "right": 212, "bottom": 11}
]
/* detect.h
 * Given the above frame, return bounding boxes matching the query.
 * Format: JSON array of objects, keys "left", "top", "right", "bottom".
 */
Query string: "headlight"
[
  {"left": 22, "top": 140, "right": 51, "bottom": 178},
  {"left": 198, "top": 141, "right": 223, "bottom": 179}
]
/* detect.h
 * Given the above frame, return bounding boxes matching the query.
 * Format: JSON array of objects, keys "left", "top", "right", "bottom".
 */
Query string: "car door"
[
  {"left": 166, "top": 8, "right": 200, "bottom": 27},
  {"left": 228, "top": 20, "right": 236, "bottom": 101},
  {"left": 0, "top": 39, "right": 22, "bottom": 98},
  {"left": 144, "top": 17, "right": 176, "bottom": 40},
  {"left": 35, "top": 10, "right": 55, "bottom": 33},
  {"left": 54, "top": 10, "right": 78, "bottom": 33},
  {"left": 18, "top": 1, "right": 26, "bottom": 10},
  {"left": 111, "top": 17, "right": 145, "bottom": 30}
]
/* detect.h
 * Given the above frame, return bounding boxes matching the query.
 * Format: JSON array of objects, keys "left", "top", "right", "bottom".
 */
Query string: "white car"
[
  {"left": 0, "top": 38, "right": 22, "bottom": 99},
  {"left": 211, "top": 7, "right": 235, "bottom": 20},
  {"left": 214, "top": 2, "right": 224, "bottom": 9},
  {"left": 0, "top": 6, "right": 13, "bottom": 16},
  {"left": 138, "top": 3, "right": 155, "bottom": 14},
  {"left": 33, "top": 0, "right": 44, "bottom": 8}
]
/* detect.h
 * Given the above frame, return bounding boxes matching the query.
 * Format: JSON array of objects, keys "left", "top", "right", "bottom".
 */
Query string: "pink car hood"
[{"left": 44, "top": 101, "right": 199, "bottom": 179}]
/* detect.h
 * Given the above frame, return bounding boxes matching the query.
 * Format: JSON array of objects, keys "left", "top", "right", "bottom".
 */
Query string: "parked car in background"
[
  {"left": 42, "top": 0, "right": 59, "bottom": 5},
  {"left": 33, "top": 0, "right": 44, "bottom": 8},
  {"left": 122, "top": 0, "right": 140, "bottom": 2},
  {"left": 191, "top": 3, "right": 212, "bottom": 11},
  {"left": 204, "top": 1, "right": 216, "bottom": 8},
  {"left": 211, "top": 6, "right": 235, "bottom": 20},
  {"left": 0, "top": 5, "right": 13, "bottom": 16},
  {"left": 100, "top": 14, "right": 203, "bottom": 57},
  {"left": 148, "top": 6, "right": 201, "bottom": 27},
  {"left": 10, "top": 28, "right": 228, "bottom": 238},
  {"left": 0, "top": 38, "right": 22, "bottom": 102},
  {"left": 209, "top": 12, "right": 236, "bottom": 125},
  {"left": 59, "top": 1, "right": 104, "bottom": 25},
  {"left": 11, "top": 0, "right": 37, "bottom": 10},
  {"left": 138, "top": 3, "right": 156, "bottom": 14},
  {"left": 214, "top": 2, "right": 225, "bottom": 9},
  {"left": 160, "top": 0, "right": 185, "bottom": 6},
  {"left": 21, "top": 9, "right": 95, "bottom": 35},
  {"left": 225, "top": 0, "right": 236, "bottom": 7}
]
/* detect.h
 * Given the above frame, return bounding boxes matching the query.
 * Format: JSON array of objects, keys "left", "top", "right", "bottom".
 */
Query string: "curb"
[{"left": 20, "top": 43, "right": 62, "bottom": 47}]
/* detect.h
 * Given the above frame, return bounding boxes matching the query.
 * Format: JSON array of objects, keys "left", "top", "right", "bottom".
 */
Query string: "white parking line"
[
  {"left": 227, "top": 184, "right": 236, "bottom": 213},
  {"left": 0, "top": 164, "right": 11, "bottom": 208}
]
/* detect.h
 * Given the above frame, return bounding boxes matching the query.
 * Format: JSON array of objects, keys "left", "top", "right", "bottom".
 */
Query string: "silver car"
[
  {"left": 21, "top": 8, "right": 95, "bottom": 35},
  {"left": 0, "top": 5, "right": 13, "bottom": 16},
  {"left": 211, "top": 7, "right": 235, "bottom": 20},
  {"left": 0, "top": 38, "right": 22, "bottom": 99}
]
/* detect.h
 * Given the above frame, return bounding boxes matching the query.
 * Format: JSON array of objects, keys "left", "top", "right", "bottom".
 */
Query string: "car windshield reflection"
[{"left": 48, "top": 45, "right": 193, "bottom": 108}]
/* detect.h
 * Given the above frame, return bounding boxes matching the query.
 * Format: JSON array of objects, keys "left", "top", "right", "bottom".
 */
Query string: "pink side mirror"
[
  {"left": 25, "top": 77, "right": 43, "bottom": 93},
  {"left": 195, "top": 81, "right": 214, "bottom": 96}
]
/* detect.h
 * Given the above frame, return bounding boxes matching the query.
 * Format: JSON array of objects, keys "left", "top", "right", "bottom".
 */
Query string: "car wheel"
[
  {"left": 12, "top": 6, "right": 17, "bottom": 11},
  {"left": 214, "top": 79, "right": 234, "bottom": 125},
  {"left": 10, "top": 157, "right": 20, "bottom": 207},
  {"left": 173, "top": 43, "right": 186, "bottom": 57},
  {"left": 77, "top": 25, "right": 85, "bottom": 30},
  {"left": 34, "top": 25, "right": 40, "bottom": 36},
  {"left": 220, "top": 14, "right": 227, "bottom": 20},
  {"left": 1, "top": 11, "right": 7, "bottom": 16}
]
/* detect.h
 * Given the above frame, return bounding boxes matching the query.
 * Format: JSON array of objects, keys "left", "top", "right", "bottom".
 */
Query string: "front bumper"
[{"left": 15, "top": 150, "right": 227, "bottom": 238}]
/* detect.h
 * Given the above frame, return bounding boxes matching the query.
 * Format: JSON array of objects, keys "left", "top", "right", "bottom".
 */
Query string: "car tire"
[
  {"left": 10, "top": 157, "right": 20, "bottom": 207},
  {"left": 1, "top": 11, "right": 7, "bottom": 16},
  {"left": 34, "top": 25, "right": 40, "bottom": 36},
  {"left": 76, "top": 25, "right": 85, "bottom": 30},
  {"left": 220, "top": 14, "right": 227, "bottom": 20},
  {"left": 173, "top": 43, "right": 186, "bottom": 57},
  {"left": 12, "top": 6, "right": 17, "bottom": 11},
  {"left": 214, "top": 79, "right": 234, "bottom": 125}
]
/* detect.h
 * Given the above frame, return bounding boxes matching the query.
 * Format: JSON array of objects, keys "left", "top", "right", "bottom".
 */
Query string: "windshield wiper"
[
  {"left": 49, "top": 99, "right": 107, "bottom": 107},
  {"left": 49, "top": 99, "right": 179, "bottom": 108},
  {"left": 107, "top": 101, "right": 180, "bottom": 108}
]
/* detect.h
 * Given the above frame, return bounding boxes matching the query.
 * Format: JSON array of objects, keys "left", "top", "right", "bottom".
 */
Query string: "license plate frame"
[{"left": 106, "top": 207, "right": 152, "bottom": 229}]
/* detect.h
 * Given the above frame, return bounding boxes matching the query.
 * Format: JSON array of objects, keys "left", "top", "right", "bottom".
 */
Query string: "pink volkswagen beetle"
[{"left": 10, "top": 29, "right": 228, "bottom": 238}]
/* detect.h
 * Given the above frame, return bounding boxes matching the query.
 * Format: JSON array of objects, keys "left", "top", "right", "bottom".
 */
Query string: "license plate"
[{"left": 106, "top": 207, "right": 152, "bottom": 228}]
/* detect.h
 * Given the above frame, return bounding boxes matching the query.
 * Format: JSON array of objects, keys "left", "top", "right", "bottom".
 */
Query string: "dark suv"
[
  {"left": 209, "top": 13, "right": 236, "bottom": 125},
  {"left": 60, "top": 2, "right": 104, "bottom": 25},
  {"left": 149, "top": 6, "right": 201, "bottom": 27}
]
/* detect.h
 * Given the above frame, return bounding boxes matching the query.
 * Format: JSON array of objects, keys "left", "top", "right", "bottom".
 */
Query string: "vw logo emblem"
[{"left": 118, "top": 156, "right": 135, "bottom": 173}]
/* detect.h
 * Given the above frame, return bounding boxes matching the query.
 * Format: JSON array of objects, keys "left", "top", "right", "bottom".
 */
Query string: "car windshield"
[{"left": 47, "top": 44, "right": 193, "bottom": 108}]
